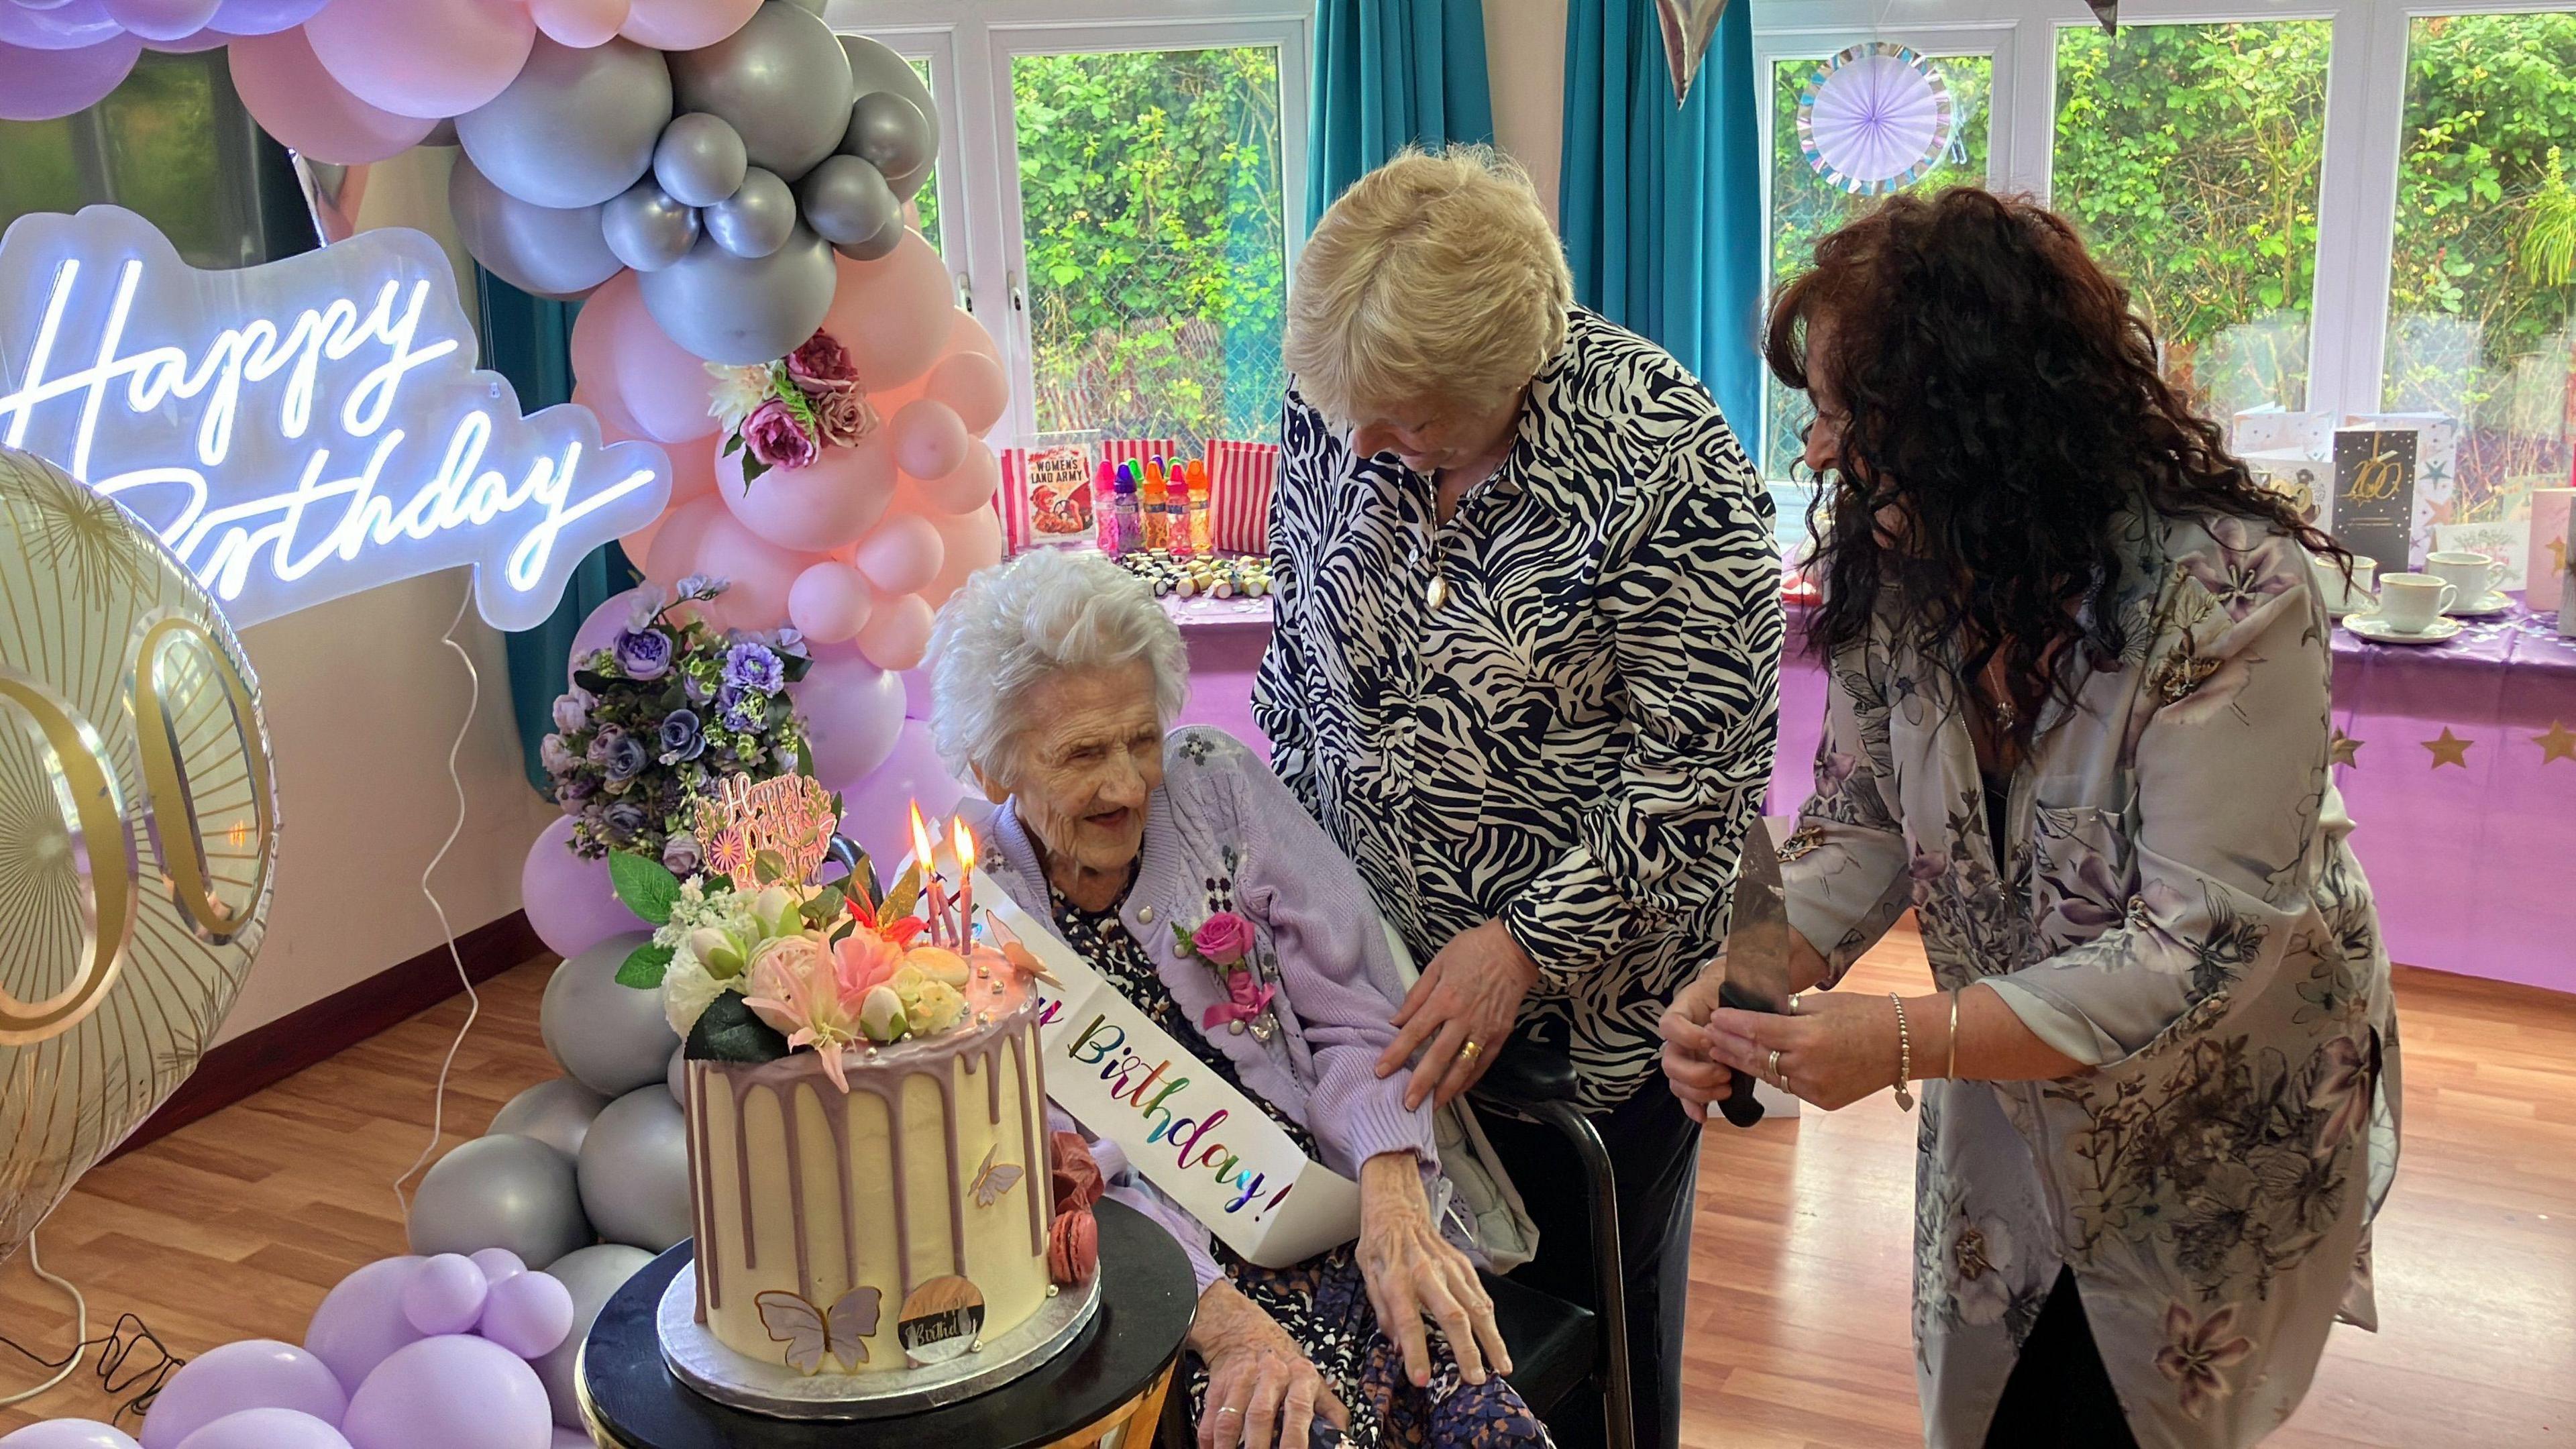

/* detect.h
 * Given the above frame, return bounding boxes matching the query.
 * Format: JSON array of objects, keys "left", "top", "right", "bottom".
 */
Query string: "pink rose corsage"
[{"left": 1199, "top": 971, "right": 1277, "bottom": 1032}]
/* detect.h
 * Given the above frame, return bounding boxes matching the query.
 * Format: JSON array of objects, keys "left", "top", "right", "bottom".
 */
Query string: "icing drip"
[
  {"left": 1010, "top": 1028, "right": 1046, "bottom": 1256},
  {"left": 780, "top": 1079, "right": 816, "bottom": 1305},
  {"left": 688, "top": 1063, "right": 716, "bottom": 1318},
  {"left": 932, "top": 1065, "right": 967, "bottom": 1279},
  {"left": 826, "top": 1084, "right": 858, "bottom": 1295},
  {"left": 884, "top": 1080, "right": 914, "bottom": 1297},
  {"left": 730, "top": 1073, "right": 759, "bottom": 1273}
]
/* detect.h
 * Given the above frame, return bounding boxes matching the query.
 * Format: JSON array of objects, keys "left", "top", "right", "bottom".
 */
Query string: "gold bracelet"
[
  {"left": 1946, "top": 987, "right": 1961, "bottom": 1081},
  {"left": 1888, "top": 991, "right": 1916, "bottom": 1111}
]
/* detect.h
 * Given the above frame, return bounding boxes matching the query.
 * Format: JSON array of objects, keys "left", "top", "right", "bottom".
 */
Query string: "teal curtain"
[
  {"left": 1558, "top": 0, "right": 1764, "bottom": 434},
  {"left": 480, "top": 271, "right": 637, "bottom": 792},
  {"left": 1305, "top": 0, "right": 1495, "bottom": 230}
]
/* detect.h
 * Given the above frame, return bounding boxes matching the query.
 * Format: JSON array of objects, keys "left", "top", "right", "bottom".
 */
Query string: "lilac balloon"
[
  {"left": 0, "top": 0, "right": 119, "bottom": 49},
  {"left": 302, "top": 1256, "right": 426, "bottom": 1397},
  {"left": 99, "top": 0, "right": 219, "bottom": 42},
  {"left": 400, "top": 1254, "right": 489, "bottom": 1336},
  {"left": 521, "top": 814, "right": 644, "bottom": 960},
  {"left": 0, "top": 1423, "right": 143, "bottom": 1449},
  {"left": 171, "top": 1409, "right": 351, "bottom": 1449},
  {"left": 139, "top": 1341, "right": 346, "bottom": 1449},
  {"left": 470, "top": 1248, "right": 529, "bottom": 1286},
  {"left": 205, "top": 0, "right": 332, "bottom": 34},
  {"left": 139, "top": 25, "right": 225, "bottom": 50},
  {"left": 340, "top": 1338, "right": 552, "bottom": 1449},
  {"left": 899, "top": 663, "right": 933, "bottom": 720},
  {"left": 549, "top": 1430, "right": 589, "bottom": 1449},
  {"left": 792, "top": 651, "right": 906, "bottom": 790},
  {"left": 0, "top": 33, "right": 140, "bottom": 121},
  {"left": 476, "top": 1270, "right": 576, "bottom": 1359},
  {"left": 835, "top": 721, "right": 968, "bottom": 870},
  {"left": 565, "top": 587, "right": 649, "bottom": 683}
]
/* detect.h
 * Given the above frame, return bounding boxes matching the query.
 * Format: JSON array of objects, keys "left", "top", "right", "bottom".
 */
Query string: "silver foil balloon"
[
  {"left": 639, "top": 223, "right": 837, "bottom": 363},
  {"left": 406, "top": 1134, "right": 591, "bottom": 1269},
  {"left": 486, "top": 1076, "right": 612, "bottom": 1159},
  {"left": 834, "top": 215, "right": 905, "bottom": 263},
  {"left": 539, "top": 933, "right": 680, "bottom": 1097},
  {"left": 600, "top": 179, "right": 700, "bottom": 272},
  {"left": 534, "top": 1244, "right": 653, "bottom": 1428},
  {"left": 653, "top": 111, "right": 748, "bottom": 209},
  {"left": 448, "top": 155, "right": 621, "bottom": 299},
  {"left": 838, "top": 31, "right": 938, "bottom": 200},
  {"left": 576, "top": 1086, "right": 691, "bottom": 1252},
  {"left": 457, "top": 34, "right": 673, "bottom": 211},
  {"left": 665, "top": 1045, "right": 686, "bottom": 1104},
  {"left": 843, "top": 89, "right": 932, "bottom": 182},
  {"left": 796, "top": 152, "right": 896, "bottom": 248},
  {"left": 703, "top": 164, "right": 796, "bottom": 258},
  {"left": 668, "top": 1, "right": 854, "bottom": 182}
]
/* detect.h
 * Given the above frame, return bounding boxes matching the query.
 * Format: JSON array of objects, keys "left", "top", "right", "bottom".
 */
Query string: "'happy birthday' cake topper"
[{"left": 699, "top": 773, "right": 839, "bottom": 890}]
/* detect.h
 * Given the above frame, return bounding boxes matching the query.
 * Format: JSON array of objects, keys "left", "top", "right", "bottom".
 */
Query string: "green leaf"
[
  {"left": 741, "top": 453, "right": 771, "bottom": 489},
  {"left": 722, "top": 433, "right": 743, "bottom": 457},
  {"left": 753, "top": 847, "right": 790, "bottom": 884},
  {"left": 609, "top": 850, "right": 684, "bottom": 924},
  {"left": 684, "top": 992, "right": 792, "bottom": 1064},
  {"left": 617, "top": 940, "right": 674, "bottom": 989}
]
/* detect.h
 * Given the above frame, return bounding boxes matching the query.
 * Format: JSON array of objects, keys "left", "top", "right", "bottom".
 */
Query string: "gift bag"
[{"left": 1203, "top": 438, "right": 1282, "bottom": 555}]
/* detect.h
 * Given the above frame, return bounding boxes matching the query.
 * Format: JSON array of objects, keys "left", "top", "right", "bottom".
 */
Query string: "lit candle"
[
  {"left": 951, "top": 818, "right": 977, "bottom": 942},
  {"left": 909, "top": 802, "right": 949, "bottom": 947}
]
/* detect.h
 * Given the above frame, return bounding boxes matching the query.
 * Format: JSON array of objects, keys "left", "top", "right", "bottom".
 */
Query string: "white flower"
[
  {"left": 1949, "top": 1212, "right": 2018, "bottom": 1326},
  {"left": 663, "top": 952, "right": 731, "bottom": 1038},
  {"left": 705, "top": 363, "right": 776, "bottom": 431}
]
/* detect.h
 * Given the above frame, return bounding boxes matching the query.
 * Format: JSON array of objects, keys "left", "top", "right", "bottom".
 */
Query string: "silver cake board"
[{"left": 657, "top": 1267, "right": 1103, "bottom": 1421}]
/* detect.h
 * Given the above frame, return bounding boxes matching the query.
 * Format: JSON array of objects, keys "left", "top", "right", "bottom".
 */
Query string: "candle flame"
[
  {"left": 953, "top": 818, "right": 976, "bottom": 873},
  {"left": 908, "top": 801, "right": 935, "bottom": 866}
]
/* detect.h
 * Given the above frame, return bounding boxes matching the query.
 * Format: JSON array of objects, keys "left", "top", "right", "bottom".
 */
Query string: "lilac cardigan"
[{"left": 979, "top": 727, "right": 1442, "bottom": 1292}]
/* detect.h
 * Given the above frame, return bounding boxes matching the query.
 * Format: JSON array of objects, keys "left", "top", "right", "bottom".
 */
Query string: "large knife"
[{"left": 1713, "top": 817, "right": 1794, "bottom": 1128}]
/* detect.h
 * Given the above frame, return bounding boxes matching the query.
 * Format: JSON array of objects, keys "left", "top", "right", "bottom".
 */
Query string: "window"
[{"left": 905, "top": 56, "right": 941, "bottom": 257}]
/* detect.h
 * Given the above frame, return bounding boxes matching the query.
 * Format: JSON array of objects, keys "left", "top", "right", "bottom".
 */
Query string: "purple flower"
[
  {"left": 743, "top": 396, "right": 819, "bottom": 470},
  {"left": 612, "top": 627, "right": 674, "bottom": 680},
  {"left": 559, "top": 774, "right": 598, "bottom": 805},
  {"left": 659, "top": 708, "right": 706, "bottom": 764},
  {"left": 603, "top": 799, "right": 650, "bottom": 842},
  {"left": 551, "top": 688, "right": 592, "bottom": 735},
  {"left": 717, "top": 687, "right": 767, "bottom": 733},
  {"left": 625, "top": 588, "right": 667, "bottom": 630},
  {"left": 539, "top": 734, "right": 577, "bottom": 777},
  {"left": 603, "top": 732, "right": 650, "bottom": 784},
  {"left": 770, "top": 627, "right": 808, "bottom": 659},
  {"left": 586, "top": 724, "right": 627, "bottom": 764},
  {"left": 787, "top": 331, "right": 859, "bottom": 386},
  {"left": 684, "top": 672, "right": 714, "bottom": 706},
  {"left": 723, "top": 641, "right": 785, "bottom": 694},
  {"left": 663, "top": 832, "right": 704, "bottom": 876},
  {"left": 676, "top": 574, "right": 728, "bottom": 601}
]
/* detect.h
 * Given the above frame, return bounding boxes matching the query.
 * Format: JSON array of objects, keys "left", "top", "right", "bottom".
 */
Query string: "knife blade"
[{"left": 1713, "top": 817, "right": 1794, "bottom": 1128}]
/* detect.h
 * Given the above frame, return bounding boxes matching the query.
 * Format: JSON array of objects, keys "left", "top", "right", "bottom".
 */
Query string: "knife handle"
[{"left": 1713, "top": 982, "right": 1766, "bottom": 1128}]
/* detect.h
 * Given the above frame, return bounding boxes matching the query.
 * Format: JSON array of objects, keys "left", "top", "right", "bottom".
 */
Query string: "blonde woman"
[{"left": 1254, "top": 144, "right": 1783, "bottom": 1449}]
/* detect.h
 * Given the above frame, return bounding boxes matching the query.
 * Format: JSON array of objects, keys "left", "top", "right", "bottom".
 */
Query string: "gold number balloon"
[{"left": 0, "top": 446, "right": 276, "bottom": 1269}]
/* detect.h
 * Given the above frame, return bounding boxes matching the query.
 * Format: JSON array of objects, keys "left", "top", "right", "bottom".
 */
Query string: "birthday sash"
[{"left": 975, "top": 871, "right": 1363, "bottom": 1268}]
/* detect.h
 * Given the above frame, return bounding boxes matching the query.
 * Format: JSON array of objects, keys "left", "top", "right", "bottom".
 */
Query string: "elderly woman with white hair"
[
  {"left": 1255, "top": 145, "right": 1784, "bottom": 1449},
  {"left": 926, "top": 547, "right": 1550, "bottom": 1449}
]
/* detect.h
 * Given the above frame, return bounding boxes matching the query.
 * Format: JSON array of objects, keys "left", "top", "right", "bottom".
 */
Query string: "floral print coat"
[{"left": 1779, "top": 511, "right": 2400, "bottom": 1448}]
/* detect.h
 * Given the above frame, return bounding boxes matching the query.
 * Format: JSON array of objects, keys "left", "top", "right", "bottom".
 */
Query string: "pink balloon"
[
  {"left": 102, "top": 0, "right": 219, "bottom": 42},
  {"left": 855, "top": 590, "right": 935, "bottom": 673},
  {"left": 568, "top": 379, "right": 643, "bottom": 444},
  {"left": 714, "top": 427, "right": 898, "bottom": 551},
  {"left": 530, "top": 0, "right": 627, "bottom": 48},
  {"left": 570, "top": 273, "right": 718, "bottom": 445},
  {"left": 618, "top": 0, "right": 755, "bottom": 50},
  {"left": 341, "top": 1336, "right": 551, "bottom": 1449},
  {"left": 0, "top": 1424, "right": 142, "bottom": 1449},
  {"left": 522, "top": 815, "right": 643, "bottom": 959},
  {"left": 923, "top": 350, "right": 1008, "bottom": 435},
  {"left": 891, "top": 399, "right": 969, "bottom": 482},
  {"left": 792, "top": 652, "right": 906, "bottom": 788},
  {"left": 140, "top": 1341, "right": 346, "bottom": 1449},
  {"left": 303, "top": 0, "right": 535, "bottom": 121},
  {"left": 0, "top": 33, "right": 141, "bottom": 123},
  {"left": 835, "top": 722, "right": 969, "bottom": 865},
  {"left": 691, "top": 511, "right": 810, "bottom": 631},
  {"left": 667, "top": 439, "right": 718, "bottom": 505},
  {"left": 476, "top": 1270, "right": 575, "bottom": 1359},
  {"left": 642, "top": 494, "right": 722, "bottom": 589},
  {"left": 303, "top": 1257, "right": 427, "bottom": 1396},
  {"left": 229, "top": 31, "right": 436, "bottom": 165},
  {"left": 851, "top": 512, "right": 942, "bottom": 597},
  {"left": 821, "top": 233, "right": 953, "bottom": 392},
  {"left": 620, "top": 517, "right": 663, "bottom": 569},
  {"left": 944, "top": 306, "right": 1000, "bottom": 364},
  {"left": 172, "top": 1409, "right": 350, "bottom": 1449},
  {"left": 910, "top": 439, "right": 1000, "bottom": 517},
  {"left": 402, "top": 1254, "right": 490, "bottom": 1336},
  {"left": 923, "top": 504, "right": 1004, "bottom": 606},
  {"left": 787, "top": 560, "right": 873, "bottom": 644}
]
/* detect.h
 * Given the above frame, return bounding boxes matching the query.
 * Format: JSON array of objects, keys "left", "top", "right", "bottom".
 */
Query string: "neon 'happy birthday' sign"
[{"left": 0, "top": 207, "right": 670, "bottom": 632}]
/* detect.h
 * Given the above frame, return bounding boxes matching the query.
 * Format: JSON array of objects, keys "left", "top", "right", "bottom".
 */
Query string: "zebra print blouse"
[{"left": 1254, "top": 308, "right": 1785, "bottom": 1110}]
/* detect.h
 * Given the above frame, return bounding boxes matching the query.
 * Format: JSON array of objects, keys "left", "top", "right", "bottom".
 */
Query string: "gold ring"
[
  {"left": 1768, "top": 1048, "right": 1782, "bottom": 1084},
  {"left": 1460, "top": 1038, "right": 1483, "bottom": 1060}
]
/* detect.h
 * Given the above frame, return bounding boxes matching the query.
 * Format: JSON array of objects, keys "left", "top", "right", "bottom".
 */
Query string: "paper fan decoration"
[{"left": 1796, "top": 44, "right": 1957, "bottom": 195}]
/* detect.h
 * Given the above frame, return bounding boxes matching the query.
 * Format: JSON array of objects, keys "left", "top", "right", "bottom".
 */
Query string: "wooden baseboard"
[{"left": 109, "top": 910, "right": 548, "bottom": 1161}]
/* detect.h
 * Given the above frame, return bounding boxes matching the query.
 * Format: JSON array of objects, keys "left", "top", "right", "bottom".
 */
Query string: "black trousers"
[
  {"left": 1982, "top": 1267, "right": 2139, "bottom": 1448},
  {"left": 1474, "top": 1071, "right": 1700, "bottom": 1449}
]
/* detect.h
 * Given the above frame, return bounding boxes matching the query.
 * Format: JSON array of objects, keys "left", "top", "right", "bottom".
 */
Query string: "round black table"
[{"left": 578, "top": 1199, "right": 1195, "bottom": 1448}]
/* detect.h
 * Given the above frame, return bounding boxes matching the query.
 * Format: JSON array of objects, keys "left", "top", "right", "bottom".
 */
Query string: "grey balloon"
[
  {"left": 780, "top": 0, "right": 824, "bottom": 12},
  {"left": 457, "top": 34, "right": 672, "bottom": 211},
  {"left": 486, "top": 1076, "right": 612, "bottom": 1159},
  {"left": 666, "top": 1044, "right": 687, "bottom": 1104},
  {"left": 703, "top": 165, "right": 796, "bottom": 259},
  {"left": 796, "top": 154, "right": 896, "bottom": 248},
  {"left": 839, "top": 32, "right": 938, "bottom": 200},
  {"left": 533, "top": 1243, "right": 653, "bottom": 1429},
  {"left": 601, "top": 180, "right": 700, "bottom": 272},
  {"left": 407, "top": 1134, "right": 591, "bottom": 1269},
  {"left": 541, "top": 933, "right": 681, "bottom": 1097},
  {"left": 448, "top": 157, "right": 621, "bottom": 299},
  {"left": 576, "top": 1087, "right": 692, "bottom": 1252},
  {"left": 669, "top": 1, "right": 855, "bottom": 182},
  {"left": 834, "top": 215, "right": 905, "bottom": 263},
  {"left": 638, "top": 225, "right": 837, "bottom": 364},
  {"left": 653, "top": 111, "right": 748, "bottom": 209},
  {"left": 843, "top": 90, "right": 932, "bottom": 182}
]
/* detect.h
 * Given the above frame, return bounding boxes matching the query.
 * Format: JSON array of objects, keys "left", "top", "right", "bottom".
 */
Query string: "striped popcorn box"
[
  {"left": 996, "top": 445, "right": 1032, "bottom": 553},
  {"left": 1203, "top": 439, "right": 1281, "bottom": 555},
  {"left": 1100, "top": 437, "right": 1185, "bottom": 475}
]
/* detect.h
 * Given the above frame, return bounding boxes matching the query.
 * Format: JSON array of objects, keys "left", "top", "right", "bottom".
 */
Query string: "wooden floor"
[{"left": 6, "top": 930, "right": 2573, "bottom": 1446}]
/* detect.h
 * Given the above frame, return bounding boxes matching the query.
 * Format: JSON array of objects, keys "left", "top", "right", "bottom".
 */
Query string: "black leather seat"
[{"left": 1483, "top": 1269, "right": 1597, "bottom": 1419}]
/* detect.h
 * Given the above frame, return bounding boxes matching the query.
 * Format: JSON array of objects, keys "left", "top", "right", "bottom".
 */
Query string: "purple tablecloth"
[{"left": 1183, "top": 602, "right": 2576, "bottom": 995}]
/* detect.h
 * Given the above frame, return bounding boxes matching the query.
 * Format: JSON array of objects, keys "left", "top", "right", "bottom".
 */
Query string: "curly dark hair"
[{"left": 1764, "top": 187, "right": 2345, "bottom": 749}]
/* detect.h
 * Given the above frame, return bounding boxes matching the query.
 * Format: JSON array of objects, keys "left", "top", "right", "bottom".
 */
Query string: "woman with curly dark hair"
[{"left": 1659, "top": 189, "right": 2401, "bottom": 1448}]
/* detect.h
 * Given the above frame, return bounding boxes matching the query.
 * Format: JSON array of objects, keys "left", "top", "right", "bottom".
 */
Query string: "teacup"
[
  {"left": 2424, "top": 550, "right": 2505, "bottom": 605},
  {"left": 2374, "top": 574, "right": 2457, "bottom": 633},
  {"left": 2310, "top": 553, "right": 2375, "bottom": 612}
]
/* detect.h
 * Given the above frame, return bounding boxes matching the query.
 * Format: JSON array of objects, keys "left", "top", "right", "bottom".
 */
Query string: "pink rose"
[
  {"left": 787, "top": 331, "right": 859, "bottom": 386},
  {"left": 833, "top": 928, "right": 904, "bottom": 1000},
  {"left": 742, "top": 396, "right": 818, "bottom": 470},
  {"left": 810, "top": 384, "right": 879, "bottom": 449},
  {"left": 1191, "top": 910, "right": 1254, "bottom": 967}
]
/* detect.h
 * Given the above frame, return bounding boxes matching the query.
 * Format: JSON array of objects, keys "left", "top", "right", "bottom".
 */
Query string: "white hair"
[{"left": 925, "top": 548, "right": 1190, "bottom": 783}]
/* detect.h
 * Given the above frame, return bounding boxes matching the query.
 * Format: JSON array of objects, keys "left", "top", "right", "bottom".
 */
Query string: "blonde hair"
[{"left": 1286, "top": 144, "right": 1573, "bottom": 425}]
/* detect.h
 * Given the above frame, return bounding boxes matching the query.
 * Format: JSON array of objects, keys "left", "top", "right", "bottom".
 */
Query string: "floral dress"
[
  {"left": 1778, "top": 511, "right": 2400, "bottom": 1448},
  {"left": 1049, "top": 883, "right": 1552, "bottom": 1449}
]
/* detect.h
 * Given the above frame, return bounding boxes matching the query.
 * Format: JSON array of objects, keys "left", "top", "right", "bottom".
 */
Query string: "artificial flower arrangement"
[
  {"left": 708, "top": 329, "right": 881, "bottom": 488},
  {"left": 541, "top": 578, "right": 812, "bottom": 863}
]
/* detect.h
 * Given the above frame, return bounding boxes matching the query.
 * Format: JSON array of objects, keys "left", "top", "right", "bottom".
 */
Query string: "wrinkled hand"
[
  {"left": 1376, "top": 920, "right": 1537, "bottom": 1110},
  {"left": 1657, "top": 961, "right": 1735, "bottom": 1125},
  {"left": 1701, "top": 989, "right": 1900, "bottom": 1112},
  {"left": 1353, "top": 1152, "right": 1510, "bottom": 1390},
  {"left": 1191, "top": 1282, "right": 1350, "bottom": 1449}
]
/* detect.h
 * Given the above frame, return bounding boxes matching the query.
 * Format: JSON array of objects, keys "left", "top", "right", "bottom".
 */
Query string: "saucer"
[
  {"left": 2323, "top": 592, "right": 2371, "bottom": 618},
  {"left": 2445, "top": 591, "right": 2514, "bottom": 618},
  {"left": 2346, "top": 613, "right": 2463, "bottom": 645}
]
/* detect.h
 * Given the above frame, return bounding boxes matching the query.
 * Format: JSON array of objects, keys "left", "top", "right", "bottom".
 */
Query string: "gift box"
[
  {"left": 2231, "top": 409, "right": 2332, "bottom": 460},
  {"left": 1203, "top": 439, "right": 1281, "bottom": 555}
]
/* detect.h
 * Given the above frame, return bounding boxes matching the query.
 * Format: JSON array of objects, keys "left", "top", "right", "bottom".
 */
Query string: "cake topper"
[{"left": 701, "top": 771, "right": 841, "bottom": 891}]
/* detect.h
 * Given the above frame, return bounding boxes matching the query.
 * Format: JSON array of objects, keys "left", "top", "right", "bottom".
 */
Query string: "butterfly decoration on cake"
[
  {"left": 970, "top": 1144, "right": 1026, "bottom": 1208},
  {"left": 757, "top": 1286, "right": 884, "bottom": 1374}
]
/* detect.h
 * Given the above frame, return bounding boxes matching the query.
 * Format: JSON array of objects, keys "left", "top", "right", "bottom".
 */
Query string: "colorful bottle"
[
  {"left": 1186, "top": 460, "right": 1213, "bottom": 556},
  {"left": 1106, "top": 462, "right": 1143, "bottom": 556},
  {"left": 1140, "top": 458, "right": 1171, "bottom": 551}
]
